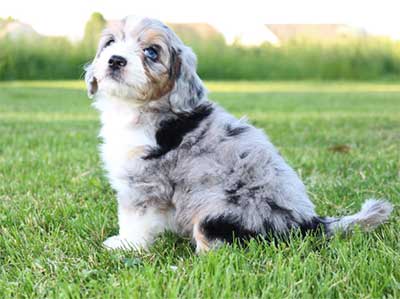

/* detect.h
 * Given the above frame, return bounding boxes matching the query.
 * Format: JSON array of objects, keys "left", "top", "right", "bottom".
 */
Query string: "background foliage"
[{"left": 1, "top": 13, "right": 400, "bottom": 81}]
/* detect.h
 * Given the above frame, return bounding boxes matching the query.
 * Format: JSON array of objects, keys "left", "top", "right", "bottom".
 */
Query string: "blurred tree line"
[{"left": 1, "top": 13, "right": 400, "bottom": 80}]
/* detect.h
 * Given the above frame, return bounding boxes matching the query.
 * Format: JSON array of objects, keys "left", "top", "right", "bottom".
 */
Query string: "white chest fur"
[{"left": 93, "top": 96, "right": 156, "bottom": 193}]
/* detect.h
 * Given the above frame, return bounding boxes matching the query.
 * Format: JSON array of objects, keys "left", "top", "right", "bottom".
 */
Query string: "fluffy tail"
[{"left": 323, "top": 199, "right": 393, "bottom": 235}]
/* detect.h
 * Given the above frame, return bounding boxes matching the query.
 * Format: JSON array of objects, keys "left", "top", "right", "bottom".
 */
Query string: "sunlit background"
[{"left": 1, "top": 0, "right": 400, "bottom": 80}]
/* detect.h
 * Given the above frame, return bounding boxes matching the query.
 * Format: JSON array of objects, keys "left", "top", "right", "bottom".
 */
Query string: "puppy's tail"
[{"left": 322, "top": 199, "right": 393, "bottom": 235}]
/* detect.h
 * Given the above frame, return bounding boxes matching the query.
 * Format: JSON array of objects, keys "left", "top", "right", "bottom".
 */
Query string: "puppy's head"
[{"left": 85, "top": 16, "right": 205, "bottom": 111}]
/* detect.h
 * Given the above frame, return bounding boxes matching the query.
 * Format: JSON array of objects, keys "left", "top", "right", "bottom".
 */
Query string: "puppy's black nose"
[{"left": 108, "top": 55, "right": 127, "bottom": 70}]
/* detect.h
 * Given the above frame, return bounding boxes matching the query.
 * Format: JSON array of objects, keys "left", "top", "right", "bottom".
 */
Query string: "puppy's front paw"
[{"left": 103, "top": 235, "right": 146, "bottom": 251}]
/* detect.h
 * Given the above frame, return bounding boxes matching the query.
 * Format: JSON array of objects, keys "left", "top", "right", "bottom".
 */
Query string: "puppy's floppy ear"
[
  {"left": 84, "top": 63, "right": 98, "bottom": 99},
  {"left": 168, "top": 45, "right": 206, "bottom": 112}
]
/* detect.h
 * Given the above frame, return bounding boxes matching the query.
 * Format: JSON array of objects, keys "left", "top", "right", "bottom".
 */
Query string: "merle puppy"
[{"left": 84, "top": 16, "right": 393, "bottom": 252}]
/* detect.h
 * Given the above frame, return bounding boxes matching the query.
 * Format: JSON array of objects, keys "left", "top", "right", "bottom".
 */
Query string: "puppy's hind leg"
[
  {"left": 192, "top": 214, "right": 256, "bottom": 253},
  {"left": 193, "top": 222, "right": 222, "bottom": 254}
]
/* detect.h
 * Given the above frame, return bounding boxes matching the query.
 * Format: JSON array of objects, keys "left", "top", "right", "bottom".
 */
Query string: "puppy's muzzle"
[{"left": 108, "top": 55, "right": 127, "bottom": 71}]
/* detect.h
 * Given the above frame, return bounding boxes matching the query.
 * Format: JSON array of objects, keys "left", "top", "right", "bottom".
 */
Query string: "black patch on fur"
[
  {"left": 226, "top": 195, "right": 241, "bottom": 205},
  {"left": 143, "top": 104, "right": 213, "bottom": 160},
  {"left": 201, "top": 214, "right": 257, "bottom": 244},
  {"left": 225, "top": 181, "right": 246, "bottom": 204},
  {"left": 239, "top": 151, "right": 249, "bottom": 159},
  {"left": 180, "top": 120, "right": 211, "bottom": 151},
  {"left": 260, "top": 216, "right": 327, "bottom": 244},
  {"left": 298, "top": 217, "right": 327, "bottom": 235},
  {"left": 201, "top": 214, "right": 328, "bottom": 246},
  {"left": 225, "top": 181, "right": 245, "bottom": 194},
  {"left": 225, "top": 124, "right": 250, "bottom": 137},
  {"left": 264, "top": 216, "right": 327, "bottom": 240}
]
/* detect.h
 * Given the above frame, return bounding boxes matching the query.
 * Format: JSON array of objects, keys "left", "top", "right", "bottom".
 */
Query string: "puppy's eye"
[
  {"left": 104, "top": 39, "right": 115, "bottom": 48},
  {"left": 144, "top": 47, "right": 158, "bottom": 61}
]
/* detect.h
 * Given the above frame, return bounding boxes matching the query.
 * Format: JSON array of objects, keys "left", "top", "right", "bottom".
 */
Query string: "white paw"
[{"left": 103, "top": 235, "right": 147, "bottom": 251}]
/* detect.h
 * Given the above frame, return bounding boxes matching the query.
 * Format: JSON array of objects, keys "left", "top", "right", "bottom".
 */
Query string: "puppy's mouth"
[{"left": 104, "top": 69, "right": 126, "bottom": 84}]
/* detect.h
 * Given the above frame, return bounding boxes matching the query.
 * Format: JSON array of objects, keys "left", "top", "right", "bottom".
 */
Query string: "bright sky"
[{"left": 1, "top": 0, "right": 400, "bottom": 40}]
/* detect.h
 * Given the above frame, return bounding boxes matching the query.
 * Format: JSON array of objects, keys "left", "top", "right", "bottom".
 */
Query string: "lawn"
[{"left": 0, "top": 81, "right": 399, "bottom": 298}]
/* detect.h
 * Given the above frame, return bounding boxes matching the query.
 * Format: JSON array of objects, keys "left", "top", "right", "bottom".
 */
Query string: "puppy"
[{"left": 85, "top": 16, "right": 393, "bottom": 252}]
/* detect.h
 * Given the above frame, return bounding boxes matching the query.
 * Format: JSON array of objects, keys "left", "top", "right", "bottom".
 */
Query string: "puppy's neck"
[
  {"left": 92, "top": 93, "right": 205, "bottom": 131},
  {"left": 92, "top": 94, "right": 145, "bottom": 128}
]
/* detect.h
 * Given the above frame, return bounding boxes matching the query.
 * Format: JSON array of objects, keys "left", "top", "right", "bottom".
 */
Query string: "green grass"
[{"left": 0, "top": 81, "right": 399, "bottom": 298}]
